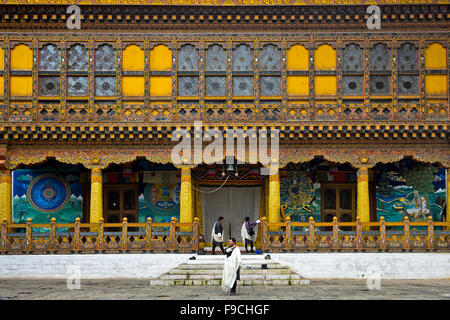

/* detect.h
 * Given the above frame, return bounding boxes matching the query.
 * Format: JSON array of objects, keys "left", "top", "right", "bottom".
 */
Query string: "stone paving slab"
[{"left": 0, "top": 279, "right": 449, "bottom": 300}]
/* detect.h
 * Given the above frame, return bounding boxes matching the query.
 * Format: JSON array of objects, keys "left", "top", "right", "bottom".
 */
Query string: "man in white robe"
[
  {"left": 222, "top": 237, "right": 241, "bottom": 295},
  {"left": 241, "top": 217, "right": 260, "bottom": 252}
]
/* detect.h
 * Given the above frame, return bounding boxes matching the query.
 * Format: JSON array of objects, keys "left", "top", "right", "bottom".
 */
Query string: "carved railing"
[
  {"left": 2, "top": 215, "right": 448, "bottom": 254},
  {"left": 260, "top": 216, "right": 450, "bottom": 253},
  {"left": 0, "top": 217, "right": 200, "bottom": 255}
]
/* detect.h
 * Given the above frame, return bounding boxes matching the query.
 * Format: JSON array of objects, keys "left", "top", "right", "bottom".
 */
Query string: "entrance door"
[
  {"left": 103, "top": 185, "right": 138, "bottom": 230},
  {"left": 201, "top": 186, "right": 261, "bottom": 243},
  {"left": 321, "top": 183, "right": 356, "bottom": 230}
]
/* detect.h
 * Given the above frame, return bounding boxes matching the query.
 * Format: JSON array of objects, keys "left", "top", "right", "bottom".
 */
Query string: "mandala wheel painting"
[
  {"left": 143, "top": 183, "right": 180, "bottom": 216},
  {"left": 288, "top": 172, "right": 315, "bottom": 213},
  {"left": 27, "top": 174, "right": 70, "bottom": 212}
]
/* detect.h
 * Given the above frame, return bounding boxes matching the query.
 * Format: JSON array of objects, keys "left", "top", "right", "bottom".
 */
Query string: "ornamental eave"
[
  {"left": 3, "top": 0, "right": 448, "bottom": 6},
  {"left": 1, "top": 122, "right": 448, "bottom": 142}
]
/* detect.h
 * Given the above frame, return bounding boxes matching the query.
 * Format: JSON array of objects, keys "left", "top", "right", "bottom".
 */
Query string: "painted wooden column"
[
  {"left": 90, "top": 167, "right": 103, "bottom": 231},
  {"left": 180, "top": 166, "right": 193, "bottom": 232},
  {"left": 447, "top": 169, "right": 450, "bottom": 229},
  {"left": 357, "top": 167, "right": 370, "bottom": 230},
  {"left": 193, "top": 178, "right": 203, "bottom": 235},
  {"left": 268, "top": 167, "right": 281, "bottom": 230},
  {"left": 0, "top": 169, "right": 12, "bottom": 226}
]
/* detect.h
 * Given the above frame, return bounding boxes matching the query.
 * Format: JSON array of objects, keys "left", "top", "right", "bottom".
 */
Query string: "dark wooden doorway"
[
  {"left": 103, "top": 184, "right": 138, "bottom": 230},
  {"left": 321, "top": 183, "right": 356, "bottom": 231}
]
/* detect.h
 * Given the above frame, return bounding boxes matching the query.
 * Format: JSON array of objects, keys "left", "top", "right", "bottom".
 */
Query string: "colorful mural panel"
[
  {"left": 138, "top": 170, "right": 180, "bottom": 224},
  {"left": 12, "top": 168, "right": 84, "bottom": 231},
  {"left": 375, "top": 161, "right": 446, "bottom": 224},
  {"left": 280, "top": 171, "right": 321, "bottom": 223}
]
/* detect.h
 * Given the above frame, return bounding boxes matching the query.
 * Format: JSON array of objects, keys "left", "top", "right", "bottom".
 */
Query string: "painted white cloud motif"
[{"left": 16, "top": 174, "right": 33, "bottom": 182}]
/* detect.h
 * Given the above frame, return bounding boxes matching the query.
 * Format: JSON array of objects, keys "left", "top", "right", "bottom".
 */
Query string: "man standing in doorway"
[
  {"left": 241, "top": 217, "right": 260, "bottom": 253},
  {"left": 222, "top": 237, "right": 241, "bottom": 296},
  {"left": 211, "top": 216, "right": 225, "bottom": 255}
]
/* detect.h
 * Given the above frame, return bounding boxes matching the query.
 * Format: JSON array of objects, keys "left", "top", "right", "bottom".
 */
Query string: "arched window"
[
  {"left": 122, "top": 44, "right": 145, "bottom": 99},
  {"left": 314, "top": 44, "right": 336, "bottom": 98},
  {"left": 206, "top": 44, "right": 226, "bottom": 98},
  {"left": 94, "top": 44, "right": 116, "bottom": 97},
  {"left": 260, "top": 44, "right": 280, "bottom": 72},
  {"left": 67, "top": 44, "right": 88, "bottom": 97},
  {"left": 177, "top": 44, "right": 198, "bottom": 98},
  {"left": 67, "top": 44, "right": 88, "bottom": 71},
  {"left": 178, "top": 44, "right": 198, "bottom": 72},
  {"left": 286, "top": 44, "right": 309, "bottom": 103},
  {"left": 370, "top": 43, "right": 390, "bottom": 70},
  {"left": 233, "top": 44, "right": 253, "bottom": 72},
  {"left": 150, "top": 44, "right": 172, "bottom": 101},
  {"left": 398, "top": 43, "right": 418, "bottom": 71},
  {"left": 39, "top": 44, "right": 60, "bottom": 97},
  {"left": 0, "top": 47, "right": 4, "bottom": 98},
  {"left": 398, "top": 43, "right": 419, "bottom": 96},
  {"left": 343, "top": 43, "right": 363, "bottom": 72},
  {"left": 260, "top": 44, "right": 281, "bottom": 98},
  {"left": 342, "top": 44, "right": 363, "bottom": 96},
  {"left": 370, "top": 43, "right": 391, "bottom": 96},
  {"left": 206, "top": 44, "right": 226, "bottom": 72},
  {"left": 10, "top": 44, "right": 33, "bottom": 98},
  {"left": 232, "top": 44, "right": 253, "bottom": 98},
  {"left": 314, "top": 44, "right": 336, "bottom": 70},
  {"left": 424, "top": 43, "right": 447, "bottom": 100},
  {"left": 95, "top": 44, "right": 115, "bottom": 72},
  {"left": 39, "top": 44, "right": 60, "bottom": 72}
]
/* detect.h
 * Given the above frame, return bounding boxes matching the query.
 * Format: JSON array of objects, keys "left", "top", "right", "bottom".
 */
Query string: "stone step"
[
  {"left": 149, "top": 279, "right": 310, "bottom": 286},
  {"left": 150, "top": 255, "right": 305, "bottom": 286},
  {"left": 168, "top": 268, "right": 292, "bottom": 275},
  {"left": 202, "top": 247, "right": 263, "bottom": 253},
  {"left": 194, "top": 254, "right": 268, "bottom": 260},
  {"left": 160, "top": 274, "right": 189, "bottom": 280},
  {"left": 163, "top": 274, "right": 301, "bottom": 280},
  {"left": 161, "top": 273, "right": 300, "bottom": 280},
  {"left": 179, "top": 260, "right": 284, "bottom": 269},
  {"left": 184, "top": 259, "right": 276, "bottom": 264},
  {"left": 187, "top": 274, "right": 222, "bottom": 280}
]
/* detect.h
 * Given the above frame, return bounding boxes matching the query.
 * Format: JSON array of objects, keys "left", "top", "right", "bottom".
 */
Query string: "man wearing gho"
[{"left": 222, "top": 237, "right": 241, "bottom": 296}]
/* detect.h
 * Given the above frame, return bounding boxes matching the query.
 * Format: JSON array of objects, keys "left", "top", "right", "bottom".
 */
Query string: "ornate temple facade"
[{"left": 0, "top": 1, "right": 448, "bottom": 252}]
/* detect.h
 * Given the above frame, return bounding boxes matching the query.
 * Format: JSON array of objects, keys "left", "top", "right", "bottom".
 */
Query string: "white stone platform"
[
  {"left": 0, "top": 254, "right": 192, "bottom": 279},
  {"left": 270, "top": 253, "right": 450, "bottom": 279},
  {"left": 0, "top": 252, "right": 449, "bottom": 280}
]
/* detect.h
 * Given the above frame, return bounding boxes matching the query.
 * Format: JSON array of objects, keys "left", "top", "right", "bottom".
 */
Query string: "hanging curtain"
[{"left": 201, "top": 186, "right": 261, "bottom": 243}]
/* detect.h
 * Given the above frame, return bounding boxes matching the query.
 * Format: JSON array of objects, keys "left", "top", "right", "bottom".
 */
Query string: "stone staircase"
[{"left": 150, "top": 254, "right": 308, "bottom": 286}]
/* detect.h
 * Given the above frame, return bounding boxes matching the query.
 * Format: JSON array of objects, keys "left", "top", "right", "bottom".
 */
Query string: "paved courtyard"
[{"left": 0, "top": 279, "right": 449, "bottom": 300}]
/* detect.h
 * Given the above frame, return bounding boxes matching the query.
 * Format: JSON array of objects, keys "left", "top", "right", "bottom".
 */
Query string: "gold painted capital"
[
  {"left": 357, "top": 167, "right": 369, "bottom": 182},
  {"left": 181, "top": 167, "right": 192, "bottom": 182},
  {"left": 269, "top": 172, "right": 280, "bottom": 182},
  {"left": 91, "top": 168, "right": 103, "bottom": 183},
  {"left": 175, "top": 164, "right": 197, "bottom": 170},
  {"left": 0, "top": 144, "right": 7, "bottom": 170},
  {"left": 0, "top": 170, "right": 12, "bottom": 184}
]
